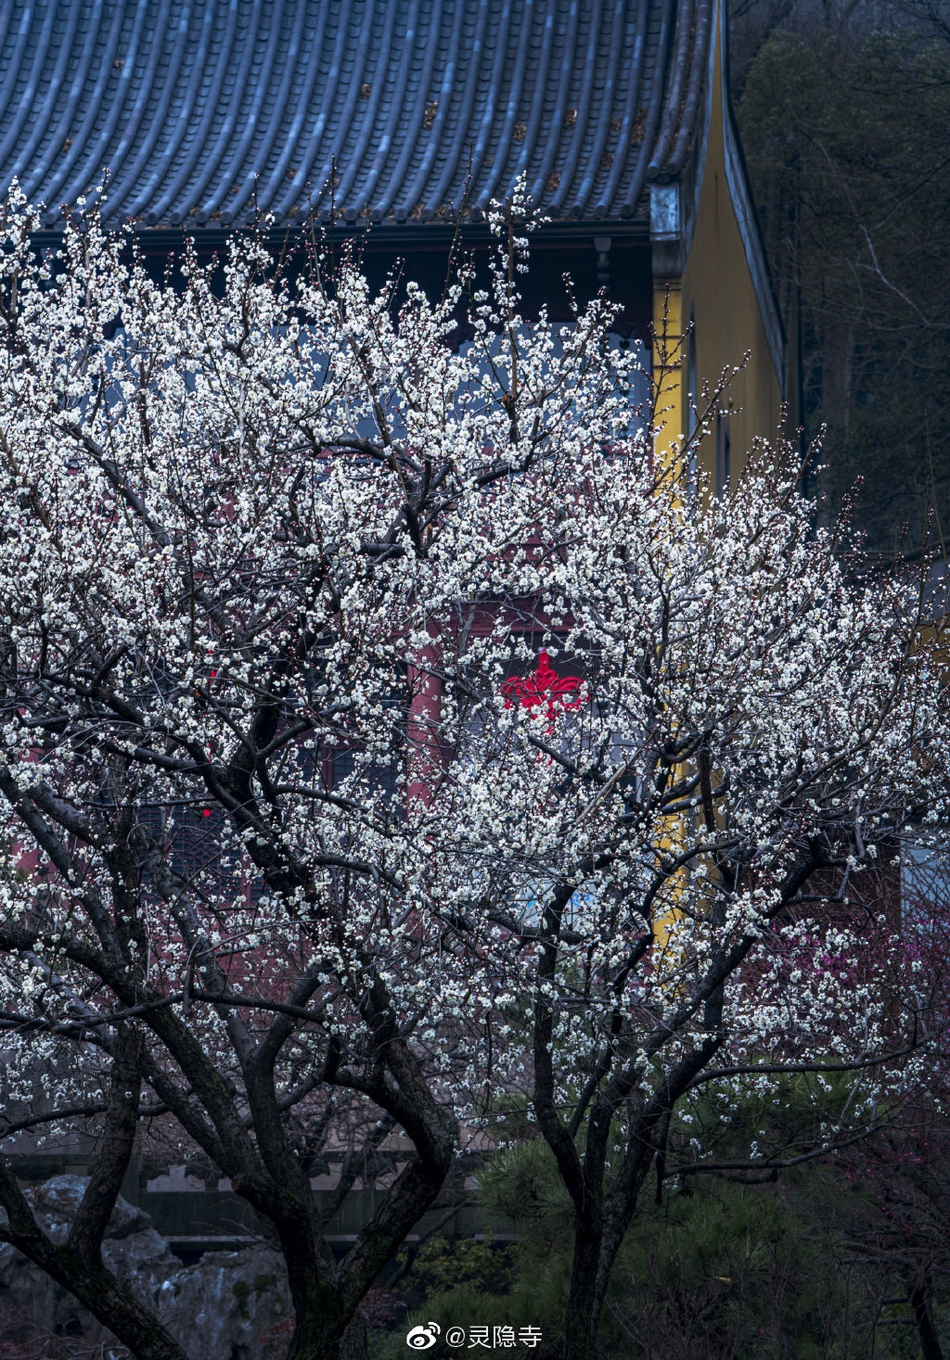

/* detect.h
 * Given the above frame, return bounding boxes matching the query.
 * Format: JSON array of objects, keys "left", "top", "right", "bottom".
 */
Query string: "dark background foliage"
[
  {"left": 730, "top": 0, "right": 950, "bottom": 559},
  {"left": 383, "top": 1084, "right": 950, "bottom": 1360}
]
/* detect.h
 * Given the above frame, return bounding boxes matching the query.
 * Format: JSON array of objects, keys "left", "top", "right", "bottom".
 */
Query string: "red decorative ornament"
[{"left": 500, "top": 650, "right": 583, "bottom": 729}]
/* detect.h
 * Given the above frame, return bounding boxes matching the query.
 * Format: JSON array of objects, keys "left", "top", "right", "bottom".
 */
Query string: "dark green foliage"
[
  {"left": 374, "top": 1111, "right": 950, "bottom": 1359},
  {"left": 736, "top": 10, "right": 950, "bottom": 558},
  {"left": 398, "top": 1235, "right": 516, "bottom": 1303},
  {"left": 607, "top": 1179, "right": 891, "bottom": 1360},
  {"left": 376, "top": 1223, "right": 566, "bottom": 1360}
]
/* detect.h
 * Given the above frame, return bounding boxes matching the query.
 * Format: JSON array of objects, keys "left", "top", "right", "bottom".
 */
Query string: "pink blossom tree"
[{"left": 0, "top": 182, "right": 945, "bottom": 1360}]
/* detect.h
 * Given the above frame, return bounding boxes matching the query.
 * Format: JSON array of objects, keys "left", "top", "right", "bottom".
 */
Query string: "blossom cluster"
[{"left": 0, "top": 176, "right": 944, "bottom": 1182}]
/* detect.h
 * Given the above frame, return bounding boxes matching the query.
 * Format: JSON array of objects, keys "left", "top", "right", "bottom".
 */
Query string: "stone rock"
[
  {"left": 155, "top": 1246, "right": 291, "bottom": 1359},
  {"left": 0, "top": 1176, "right": 291, "bottom": 1359},
  {"left": 33, "top": 1174, "right": 154, "bottom": 1242},
  {"left": 0, "top": 1238, "right": 74, "bottom": 1335}
]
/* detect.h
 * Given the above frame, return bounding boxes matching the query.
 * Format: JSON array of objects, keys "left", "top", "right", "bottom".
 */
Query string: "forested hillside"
[{"left": 732, "top": 0, "right": 950, "bottom": 557}]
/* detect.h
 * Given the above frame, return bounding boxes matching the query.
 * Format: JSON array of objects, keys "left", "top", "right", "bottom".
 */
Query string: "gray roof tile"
[{"left": 1, "top": 0, "right": 713, "bottom": 229}]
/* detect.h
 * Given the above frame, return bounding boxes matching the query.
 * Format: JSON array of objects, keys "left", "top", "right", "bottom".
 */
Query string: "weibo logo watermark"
[{"left": 406, "top": 1323, "right": 441, "bottom": 1350}]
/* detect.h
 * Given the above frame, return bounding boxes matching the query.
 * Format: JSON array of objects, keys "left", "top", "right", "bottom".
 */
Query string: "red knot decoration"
[{"left": 500, "top": 650, "right": 583, "bottom": 729}]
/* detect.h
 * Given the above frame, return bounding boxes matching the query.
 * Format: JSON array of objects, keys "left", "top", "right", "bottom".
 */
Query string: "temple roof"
[{"left": 0, "top": 0, "right": 714, "bottom": 231}]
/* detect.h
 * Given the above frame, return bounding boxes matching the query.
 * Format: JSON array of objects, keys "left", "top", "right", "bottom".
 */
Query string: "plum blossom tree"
[{"left": 0, "top": 180, "right": 945, "bottom": 1360}]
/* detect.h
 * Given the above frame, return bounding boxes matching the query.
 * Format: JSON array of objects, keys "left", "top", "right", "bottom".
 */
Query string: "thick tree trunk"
[
  {"left": 563, "top": 1226, "right": 604, "bottom": 1360},
  {"left": 561, "top": 1170, "right": 652, "bottom": 1360},
  {"left": 340, "top": 1313, "right": 368, "bottom": 1360},
  {"left": 285, "top": 1284, "right": 348, "bottom": 1360},
  {"left": 284, "top": 1290, "right": 369, "bottom": 1360},
  {"left": 909, "top": 1277, "right": 944, "bottom": 1360}
]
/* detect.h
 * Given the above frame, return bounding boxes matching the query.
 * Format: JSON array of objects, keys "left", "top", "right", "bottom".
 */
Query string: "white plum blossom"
[{"left": 0, "top": 179, "right": 945, "bottom": 1360}]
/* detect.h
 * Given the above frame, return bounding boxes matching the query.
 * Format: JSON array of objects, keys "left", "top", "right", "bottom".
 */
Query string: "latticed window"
[{"left": 137, "top": 802, "right": 243, "bottom": 899}]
